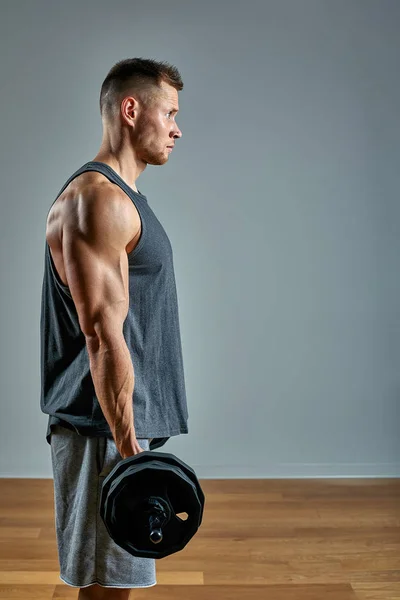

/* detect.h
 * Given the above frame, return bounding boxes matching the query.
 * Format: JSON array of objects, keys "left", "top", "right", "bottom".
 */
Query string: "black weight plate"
[
  {"left": 106, "top": 462, "right": 202, "bottom": 558},
  {"left": 110, "top": 464, "right": 197, "bottom": 535},
  {"left": 108, "top": 461, "right": 201, "bottom": 531},
  {"left": 100, "top": 451, "right": 205, "bottom": 528},
  {"left": 104, "top": 460, "right": 201, "bottom": 543},
  {"left": 100, "top": 451, "right": 191, "bottom": 521},
  {"left": 106, "top": 469, "right": 193, "bottom": 558}
]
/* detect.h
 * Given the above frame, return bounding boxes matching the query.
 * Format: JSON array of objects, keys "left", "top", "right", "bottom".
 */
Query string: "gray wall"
[{"left": 0, "top": 0, "right": 399, "bottom": 478}]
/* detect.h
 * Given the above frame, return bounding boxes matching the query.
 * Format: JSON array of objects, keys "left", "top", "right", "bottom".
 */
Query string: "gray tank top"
[{"left": 40, "top": 161, "right": 189, "bottom": 451}]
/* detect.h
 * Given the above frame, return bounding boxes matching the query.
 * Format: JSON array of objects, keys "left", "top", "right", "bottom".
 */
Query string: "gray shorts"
[{"left": 50, "top": 424, "right": 157, "bottom": 589}]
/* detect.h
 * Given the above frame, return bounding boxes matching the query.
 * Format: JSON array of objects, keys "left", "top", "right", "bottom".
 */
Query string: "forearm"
[{"left": 86, "top": 333, "right": 137, "bottom": 458}]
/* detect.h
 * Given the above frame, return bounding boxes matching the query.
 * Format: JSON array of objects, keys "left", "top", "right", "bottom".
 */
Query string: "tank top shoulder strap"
[{"left": 52, "top": 161, "right": 146, "bottom": 206}]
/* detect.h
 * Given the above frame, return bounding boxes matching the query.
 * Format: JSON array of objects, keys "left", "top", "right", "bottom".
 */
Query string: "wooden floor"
[{"left": 0, "top": 478, "right": 399, "bottom": 599}]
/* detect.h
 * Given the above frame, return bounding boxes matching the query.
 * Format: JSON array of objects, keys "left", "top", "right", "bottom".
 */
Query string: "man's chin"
[{"left": 147, "top": 156, "right": 169, "bottom": 166}]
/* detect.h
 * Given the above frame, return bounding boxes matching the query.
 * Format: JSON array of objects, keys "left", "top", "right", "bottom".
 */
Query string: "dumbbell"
[{"left": 99, "top": 450, "right": 205, "bottom": 559}]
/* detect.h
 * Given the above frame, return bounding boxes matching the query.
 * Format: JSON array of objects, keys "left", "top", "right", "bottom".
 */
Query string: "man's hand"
[{"left": 121, "top": 437, "right": 145, "bottom": 459}]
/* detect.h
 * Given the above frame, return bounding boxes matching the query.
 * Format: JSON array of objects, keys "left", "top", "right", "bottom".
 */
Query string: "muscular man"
[{"left": 40, "top": 58, "right": 189, "bottom": 599}]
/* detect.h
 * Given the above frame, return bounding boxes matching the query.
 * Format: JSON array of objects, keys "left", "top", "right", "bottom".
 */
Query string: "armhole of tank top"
[
  {"left": 46, "top": 242, "right": 73, "bottom": 298},
  {"left": 127, "top": 200, "right": 146, "bottom": 259}
]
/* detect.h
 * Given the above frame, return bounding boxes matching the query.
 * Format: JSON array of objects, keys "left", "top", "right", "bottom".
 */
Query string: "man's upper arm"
[{"left": 62, "top": 188, "right": 135, "bottom": 339}]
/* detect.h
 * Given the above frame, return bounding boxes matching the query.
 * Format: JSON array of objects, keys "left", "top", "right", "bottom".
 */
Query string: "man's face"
[{"left": 133, "top": 81, "right": 182, "bottom": 166}]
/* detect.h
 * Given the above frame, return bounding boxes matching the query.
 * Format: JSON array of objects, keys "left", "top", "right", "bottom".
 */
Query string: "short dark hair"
[{"left": 99, "top": 57, "right": 183, "bottom": 121}]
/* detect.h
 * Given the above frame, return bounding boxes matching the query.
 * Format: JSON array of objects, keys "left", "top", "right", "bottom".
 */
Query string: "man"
[{"left": 40, "top": 58, "right": 189, "bottom": 599}]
